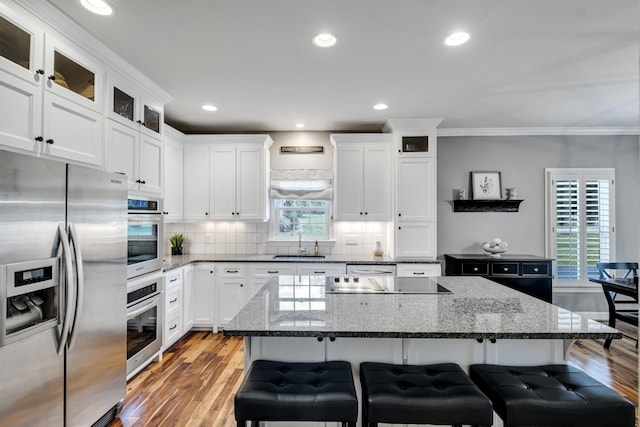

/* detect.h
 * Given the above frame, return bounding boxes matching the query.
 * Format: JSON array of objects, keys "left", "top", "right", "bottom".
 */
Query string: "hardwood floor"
[
  {"left": 110, "top": 332, "right": 245, "bottom": 427},
  {"left": 109, "top": 326, "right": 638, "bottom": 427}
]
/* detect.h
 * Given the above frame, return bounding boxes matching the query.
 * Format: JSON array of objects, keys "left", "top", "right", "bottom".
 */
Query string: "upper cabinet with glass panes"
[
  {"left": 0, "top": 9, "right": 103, "bottom": 164},
  {"left": 43, "top": 35, "right": 103, "bottom": 113},
  {"left": 107, "top": 73, "right": 164, "bottom": 137},
  {"left": 1, "top": 10, "right": 102, "bottom": 112},
  {"left": 0, "top": 10, "right": 44, "bottom": 84}
]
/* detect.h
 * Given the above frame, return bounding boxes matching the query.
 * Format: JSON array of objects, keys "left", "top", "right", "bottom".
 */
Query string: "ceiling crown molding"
[
  {"left": 437, "top": 127, "right": 640, "bottom": 137},
  {"left": 14, "top": 0, "right": 172, "bottom": 104}
]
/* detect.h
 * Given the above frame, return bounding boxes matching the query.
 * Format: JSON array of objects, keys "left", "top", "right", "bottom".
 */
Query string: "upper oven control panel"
[{"left": 128, "top": 197, "right": 162, "bottom": 213}]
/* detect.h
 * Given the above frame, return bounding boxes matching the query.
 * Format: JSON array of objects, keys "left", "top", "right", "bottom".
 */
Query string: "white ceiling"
[{"left": 46, "top": 0, "right": 639, "bottom": 133}]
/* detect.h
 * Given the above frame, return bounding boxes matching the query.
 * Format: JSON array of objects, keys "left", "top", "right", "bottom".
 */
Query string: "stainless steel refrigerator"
[{"left": 0, "top": 149, "right": 127, "bottom": 427}]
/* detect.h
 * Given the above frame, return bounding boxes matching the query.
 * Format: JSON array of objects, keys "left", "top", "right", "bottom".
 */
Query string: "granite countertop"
[
  {"left": 223, "top": 275, "right": 620, "bottom": 340},
  {"left": 162, "top": 253, "right": 441, "bottom": 271}
]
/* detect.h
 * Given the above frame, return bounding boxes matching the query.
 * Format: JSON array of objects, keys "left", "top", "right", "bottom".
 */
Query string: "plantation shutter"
[
  {"left": 585, "top": 179, "right": 612, "bottom": 278},
  {"left": 555, "top": 179, "right": 580, "bottom": 280},
  {"left": 546, "top": 169, "right": 615, "bottom": 286}
]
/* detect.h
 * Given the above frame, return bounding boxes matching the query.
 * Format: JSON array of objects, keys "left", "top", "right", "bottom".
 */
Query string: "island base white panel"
[{"left": 242, "top": 336, "right": 569, "bottom": 427}]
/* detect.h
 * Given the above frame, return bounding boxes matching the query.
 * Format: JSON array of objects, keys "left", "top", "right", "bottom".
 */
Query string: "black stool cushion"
[
  {"left": 360, "top": 362, "right": 493, "bottom": 425},
  {"left": 470, "top": 364, "right": 636, "bottom": 427},
  {"left": 235, "top": 360, "right": 358, "bottom": 423}
]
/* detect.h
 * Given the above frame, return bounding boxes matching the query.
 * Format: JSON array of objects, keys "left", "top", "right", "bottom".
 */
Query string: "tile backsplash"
[{"left": 164, "top": 221, "right": 390, "bottom": 257}]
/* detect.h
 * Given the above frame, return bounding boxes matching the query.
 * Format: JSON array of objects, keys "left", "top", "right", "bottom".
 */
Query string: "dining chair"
[{"left": 596, "top": 262, "right": 638, "bottom": 348}]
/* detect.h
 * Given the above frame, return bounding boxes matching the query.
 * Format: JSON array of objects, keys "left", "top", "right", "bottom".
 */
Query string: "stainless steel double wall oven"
[{"left": 126, "top": 196, "right": 164, "bottom": 377}]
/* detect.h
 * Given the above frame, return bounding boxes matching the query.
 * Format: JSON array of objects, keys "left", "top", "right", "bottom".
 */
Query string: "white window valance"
[{"left": 270, "top": 169, "right": 333, "bottom": 200}]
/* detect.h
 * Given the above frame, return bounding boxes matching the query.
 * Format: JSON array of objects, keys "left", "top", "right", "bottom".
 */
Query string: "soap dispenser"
[{"left": 314, "top": 240, "right": 319, "bottom": 255}]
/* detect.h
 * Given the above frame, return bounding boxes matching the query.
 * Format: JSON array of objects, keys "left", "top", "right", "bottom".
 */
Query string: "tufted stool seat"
[
  {"left": 234, "top": 359, "right": 358, "bottom": 427},
  {"left": 469, "top": 364, "right": 635, "bottom": 427},
  {"left": 359, "top": 362, "right": 493, "bottom": 427}
]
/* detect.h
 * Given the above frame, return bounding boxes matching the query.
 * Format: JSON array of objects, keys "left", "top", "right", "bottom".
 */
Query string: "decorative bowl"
[
  {"left": 483, "top": 247, "right": 506, "bottom": 258},
  {"left": 482, "top": 238, "right": 508, "bottom": 258}
]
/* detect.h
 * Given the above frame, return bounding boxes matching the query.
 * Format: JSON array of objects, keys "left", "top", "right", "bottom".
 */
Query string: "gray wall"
[{"left": 437, "top": 134, "right": 639, "bottom": 313}]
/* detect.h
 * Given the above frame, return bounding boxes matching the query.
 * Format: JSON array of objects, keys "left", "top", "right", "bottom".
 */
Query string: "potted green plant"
[{"left": 169, "top": 233, "right": 184, "bottom": 255}]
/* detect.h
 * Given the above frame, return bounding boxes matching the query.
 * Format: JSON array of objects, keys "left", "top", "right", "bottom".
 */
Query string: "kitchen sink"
[{"left": 272, "top": 255, "right": 326, "bottom": 259}]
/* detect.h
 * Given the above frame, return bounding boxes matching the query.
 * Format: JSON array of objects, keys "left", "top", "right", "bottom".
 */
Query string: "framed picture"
[{"left": 471, "top": 171, "right": 502, "bottom": 200}]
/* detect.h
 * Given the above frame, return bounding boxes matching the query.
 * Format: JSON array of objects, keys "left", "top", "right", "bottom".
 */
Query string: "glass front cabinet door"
[
  {"left": 107, "top": 74, "right": 163, "bottom": 138},
  {"left": 44, "top": 35, "right": 103, "bottom": 114},
  {"left": 0, "top": 9, "right": 44, "bottom": 152},
  {"left": 140, "top": 98, "right": 162, "bottom": 137}
]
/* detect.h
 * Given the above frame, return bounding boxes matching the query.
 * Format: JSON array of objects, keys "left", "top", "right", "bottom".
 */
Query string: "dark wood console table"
[{"left": 444, "top": 254, "right": 553, "bottom": 303}]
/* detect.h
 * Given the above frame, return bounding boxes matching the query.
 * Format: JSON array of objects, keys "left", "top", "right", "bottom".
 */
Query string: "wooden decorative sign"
[{"left": 280, "top": 146, "right": 324, "bottom": 154}]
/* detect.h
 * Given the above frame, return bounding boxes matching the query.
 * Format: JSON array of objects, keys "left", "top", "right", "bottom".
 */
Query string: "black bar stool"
[
  {"left": 235, "top": 359, "right": 358, "bottom": 427},
  {"left": 360, "top": 362, "right": 493, "bottom": 427},
  {"left": 470, "top": 364, "right": 635, "bottom": 427}
]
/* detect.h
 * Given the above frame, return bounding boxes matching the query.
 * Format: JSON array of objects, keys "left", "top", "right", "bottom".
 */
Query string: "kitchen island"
[{"left": 224, "top": 275, "right": 621, "bottom": 427}]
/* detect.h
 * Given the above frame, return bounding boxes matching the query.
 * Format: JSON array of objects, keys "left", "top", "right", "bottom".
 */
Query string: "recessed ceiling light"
[
  {"left": 80, "top": 0, "right": 114, "bottom": 16},
  {"left": 295, "top": 123, "right": 305, "bottom": 129},
  {"left": 312, "top": 33, "right": 337, "bottom": 48},
  {"left": 202, "top": 104, "right": 218, "bottom": 111},
  {"left": 445, "top": 31, "right": 470, "bottom": 46},
  {"left": 373, "top": 103, "right": 388, "bottom": 111}
]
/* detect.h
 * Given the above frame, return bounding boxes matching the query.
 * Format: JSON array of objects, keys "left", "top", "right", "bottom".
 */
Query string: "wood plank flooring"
[{"left": 109, "top": 325, "right": 638, "bottom": 427}]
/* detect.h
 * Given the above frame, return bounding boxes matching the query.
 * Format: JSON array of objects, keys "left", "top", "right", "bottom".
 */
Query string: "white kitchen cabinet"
[
  {"left": 192, "top": 263, "right": 216, "bottom": 330},
  {"left": 105, "top": 119, "right": 162, "bottom": 194},
  {"left": 138, "top": 133, "right": 162, "bottom": 194},
  {"left": 217, "top": 264, "right": 250, "bottom": 327},
  {"left": 396, "top": 157, "right": 436, "bottom": 222},
  {"left": 103, "top": 74, "right": 165, "bottom": 190},
  {"left": 383, "top": 118, "right": 440, "bottom": 260},
  {"left": 0, "top": 68, "right": 43, "bottom": 153},
  {"left": 395, "top": 221, "right": 437, "bottom": 258},
  {"left": 218, "top": 278, "right": 246, "bottom": 326},
  {"left": 163, "top": 126, "right": 184, "bottom": 222},
  {"left": 183, "top": 144, "right": 210, "bottom": 221},
  {"left": 41, "top": 90, "right": 102, "bottom": 166},
  {"left": 297, "top": 263, "right": 346, "bottom": 277},
  {"left": 210, "top": 145, "right": 236, "bottom": 220},
  {"left": 163, "top": 269, "right": 183, "bottom": 349},
  {"left": 182, "top": 264, "right": 195, "bottom": 332},
  {"left": 183, "top": 135, "right": 272, "bottom": 222},
  {"left": 210, "top": 142, "right": 269, "bottom": 221},
  {"left": 332, "top": 134, "right": 392, "bottom": 221},
  {"left": 0, "top": 8, "right": 44, "bottom": 153},
  {"left": 0, "top": 9, "right": 103, "bottom": 166},
  {"left": 251, "top": 263, "right": 297, "bottom": 293},
  {"left": 39, "top": 35, "right": 103, "bottom": 166},
  {"left": 396, "top": 263, "right": 441, "bottom": 277},
  {"left": 395, "top": 157, "right": 437, "bottom": 258}
]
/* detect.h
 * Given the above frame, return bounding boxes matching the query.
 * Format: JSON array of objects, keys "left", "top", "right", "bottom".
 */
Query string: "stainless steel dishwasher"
[{"left": 346, "top": 264, "right": 397, "bottom": 276}]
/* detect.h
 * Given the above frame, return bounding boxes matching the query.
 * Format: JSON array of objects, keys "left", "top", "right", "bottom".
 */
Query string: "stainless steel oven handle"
[
  {"left": 67, "top": 224, "right": 84, "bottom": 351},
  {"left": 127, "top": 214, "right": 163, "bottom": 223},
  {"left": 55, "top": 223, "right": 74, "bottom": 355},
  {"left": 127, "top": 294, "right": 160, "bottom": 319}
]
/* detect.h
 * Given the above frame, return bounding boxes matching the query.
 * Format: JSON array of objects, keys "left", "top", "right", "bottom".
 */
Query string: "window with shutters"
[{"left": 545, "top": 168, "right": 615, "bottom": 287}]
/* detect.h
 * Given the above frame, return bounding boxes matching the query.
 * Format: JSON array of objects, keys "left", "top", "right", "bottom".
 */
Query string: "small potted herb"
[{"left": 169, "top": 233, "right": 185, "bottom": 255}]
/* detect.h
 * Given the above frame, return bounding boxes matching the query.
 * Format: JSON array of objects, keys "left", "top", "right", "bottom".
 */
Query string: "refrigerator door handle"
[
  {"left": 67, "top": 224, "right": 84, "bottom": 351},
  {"left": 55, "top": 223, "right": 74, "bottom": 355}
]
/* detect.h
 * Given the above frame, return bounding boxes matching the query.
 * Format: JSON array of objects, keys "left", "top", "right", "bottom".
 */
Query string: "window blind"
[{"left": 270, "top": 169, "right": 333, "bottom": 200}]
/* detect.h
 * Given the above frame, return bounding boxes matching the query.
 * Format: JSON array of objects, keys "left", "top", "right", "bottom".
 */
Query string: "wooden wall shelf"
[{"left": 453, "top": 199, "right": 523, "bottom": 212}]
